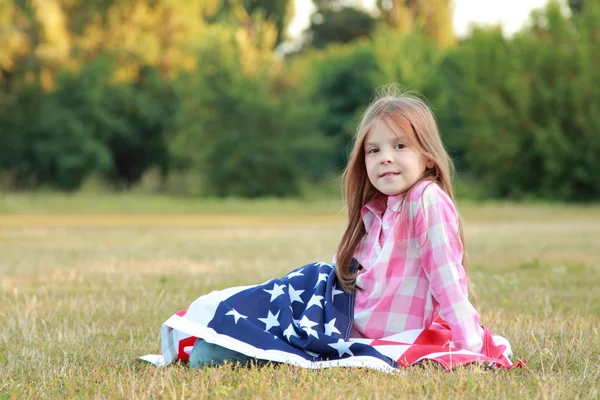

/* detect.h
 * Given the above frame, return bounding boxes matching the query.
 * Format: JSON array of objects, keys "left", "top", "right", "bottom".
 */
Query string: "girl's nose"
[{"left": 379, "top": 151, "right": 393, "bottom": 164}]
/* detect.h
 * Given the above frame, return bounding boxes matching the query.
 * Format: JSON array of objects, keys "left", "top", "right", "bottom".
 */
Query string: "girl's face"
[{"left": 363, "top": 119, "right": 430, "bottom": 196}]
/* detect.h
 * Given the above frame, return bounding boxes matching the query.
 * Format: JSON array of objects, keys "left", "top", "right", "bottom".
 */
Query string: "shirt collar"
[
  {"left": 361, "top": 192, "right": 407, "bottom": 220},
  {"left": 386, "top": 192, "right": 406, "bottom": 212}
]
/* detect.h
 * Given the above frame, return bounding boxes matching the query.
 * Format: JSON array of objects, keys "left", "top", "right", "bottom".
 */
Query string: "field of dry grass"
[{"left": 1, "top": 196, "right": 599, "bottom": 399}]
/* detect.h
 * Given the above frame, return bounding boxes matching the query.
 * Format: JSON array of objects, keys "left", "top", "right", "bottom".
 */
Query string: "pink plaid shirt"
[{"left": 351, "top": 180, "right": 484, "bottom": 353}]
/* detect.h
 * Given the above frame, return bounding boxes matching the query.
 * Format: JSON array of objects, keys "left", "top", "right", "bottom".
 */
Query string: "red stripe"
[
  {"left": 175, "top": 308, "right": 188, "bottom": 317},
  {"left": 177, "top": 336, "right": 197, "bottom": 362}
]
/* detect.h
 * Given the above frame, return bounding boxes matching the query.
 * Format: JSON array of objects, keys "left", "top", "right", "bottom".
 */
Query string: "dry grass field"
[{"left": 1, "top": 195, "right": 599, "bottom": 399}]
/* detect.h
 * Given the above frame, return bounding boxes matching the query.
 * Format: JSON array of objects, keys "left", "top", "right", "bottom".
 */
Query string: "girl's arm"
[{"left": 412, "top": 184, "right": 484, "bottom": 353}]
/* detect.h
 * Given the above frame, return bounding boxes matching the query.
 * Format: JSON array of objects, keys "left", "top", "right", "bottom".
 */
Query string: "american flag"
[{"left": 140, "top": 262, "right": 522, "bottom": 371}]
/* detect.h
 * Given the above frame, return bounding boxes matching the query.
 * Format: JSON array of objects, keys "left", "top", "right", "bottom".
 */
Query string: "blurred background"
[{"left": 0, "top": 0, "right": 598, "bottom": 201}]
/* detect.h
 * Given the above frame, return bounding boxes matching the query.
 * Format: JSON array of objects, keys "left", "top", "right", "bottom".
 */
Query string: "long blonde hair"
[{"left": 335, "top": 85, "right": 467, "bottom": 293}]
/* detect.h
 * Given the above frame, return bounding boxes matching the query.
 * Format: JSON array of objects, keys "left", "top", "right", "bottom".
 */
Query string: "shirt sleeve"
[{"left": 412, "top": 184, "right": 484, "bottom": 353}]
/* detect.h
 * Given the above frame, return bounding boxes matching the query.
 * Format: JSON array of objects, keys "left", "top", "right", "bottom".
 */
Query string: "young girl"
[
  {"left": 336, "top": 86, "right": 484, "bottom": 353},
  {"left": 145, "top": 86, "right": 517, "bottom": 370}
]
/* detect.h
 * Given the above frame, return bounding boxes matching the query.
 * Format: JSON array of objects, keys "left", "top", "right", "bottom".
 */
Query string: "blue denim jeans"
[{"left": 188, "top": 339, "right": 254, "bottom": 368}]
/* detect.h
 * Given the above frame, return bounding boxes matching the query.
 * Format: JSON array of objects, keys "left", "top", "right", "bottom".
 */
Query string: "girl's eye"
[
  {"left": 367, "top": 148, "right": 379, "bottom": 154},
  {"left": 394, "top": 143, "right": 406, "bottom": 150}
]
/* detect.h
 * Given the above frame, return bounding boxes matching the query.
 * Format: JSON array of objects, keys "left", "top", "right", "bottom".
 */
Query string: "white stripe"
[
  {"left": 369, "top": 344, "right": 410, "bottom": 361},
  {"left": 185, "top": 284, "right": 258, "bottom": 326},
  {"left": 160, "top": 314, "right": 398, "bottom": 373},
  {"left": 373, "top": 328, "right": 422, "bottom": 344}
]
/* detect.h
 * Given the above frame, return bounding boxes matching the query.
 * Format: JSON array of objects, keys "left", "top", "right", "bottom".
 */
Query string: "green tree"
[
  {"left": 0, "top": 82, "right": 47, "bottom": 189},
  {"left": 171, "top": 26, "right": 330, "bottom": 197},
  {"left": 446, "top": 1, "right": 600, "bottom": 201},
  {"left": 376, "top": 0, "right": 456, "bottom": 48},
  {"left": 300, "top": 41, "right": 380, "bottom": 169},
  {"left": 0, "top": 72, "right": 113, "bottom": 191},
  {"left": 0, "top": 0, "right": 71, "bottom": 90},
  {"left": 524, "top": 1, "right": 600, "bottom": 200},
  {"left": 303, "top": 1, "right": 377, "bottom": 49},
  {"left": 568, "top": 0, "right": 585, "bottom": 13},
  {"left": 0, "top": 55, "right": 177, "bottom": 190},
  {"left": 104, "top": 65, "right": 178, "bottom": 186},
  {"left": 212, "top": 0, "right": 294, "bottom": 45},
  {"left": 445, "top": 27, "right": 534, "bottom": 198}
]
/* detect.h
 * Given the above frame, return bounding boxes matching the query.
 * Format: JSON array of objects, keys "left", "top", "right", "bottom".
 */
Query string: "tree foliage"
[
  {"left": 303, "top": 1, "right": 377, "bottom": 49},
  {"left": 299, "top": 41, "right": 380, "bottom": 169},
  {"left": 447, "top": 2, "right": 600, "bottom": 200},
  {"left": 376, "top": 0, "right": 456, "bottom": 48},
  {"left": 170, "top": 26, "right": 330, "bottom": 197},
  {"left": 0, "top": 55, "right": 177, "bottom": 190},
  {"left": 0, "top": 0, "right": 598, "bottom": 200},
  {"left": 212, "top": 0, "right": 294, "bottom": 45},
  {"left": 568, "top": 0, "right": 585, "bottom": 14}
]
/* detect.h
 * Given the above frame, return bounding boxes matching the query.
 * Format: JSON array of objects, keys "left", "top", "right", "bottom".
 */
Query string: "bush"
[
  {"left": 0, "top": 56, "right": 177, "bottom": 191},
  {"left": 0, "top": 77, "right": 113, "bottom": 191},
  {"left": 447, "top": 2, "right": 600, "bottom": 201},
  {"left": 47, "top": 59, "right": 176, "bottom": 189},
  {"left": 170, "top": 26, "right": 330, "bottom": 197},
  {"left": 0, "top": 82, "right": 47, "bottom": 189},
  {"left": 299, "top": 41, "right": 380, "bottom": 170}
]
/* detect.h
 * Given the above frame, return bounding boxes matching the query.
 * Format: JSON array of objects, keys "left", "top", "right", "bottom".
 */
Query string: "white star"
[
  {"left": 257, "top": 310, "right": 281, "bottom": 331},
  {"left": 315, "top": 261, "right": 332, "bottom": 269},
  {"left": 331, "top": 284, "right": 344, "bottom": 302},
  {"left": 298, "top": 315, "right": 318, "bottom": 329},
  {"left": 282, "top": 323, "right": 299, "bottom": 340},
  {"left": 306, "top": 294, "right": 324, "bottom": 310},
  {"left": 288, "top": 285, "right": 305, "bottom": 304},
  {"left": 298, "top": 316, "right": 319, "bottom": 339},
  {"left": 303, "top": 325, "right": 319, "bottom": 339},
  {"left": 225, "top": 309, "right": 248, "bottom": 324},
  {"left": 324, "top": 318, "right": 341, "bottom": 336},
  {"left": 313, "top": 273, "right": 329, "bottom": 288},
  {"left": 328, "top": 339, "right": 354, "bottom": 357},
  {"left": 263, "top": 283, "right": 285, "bottom": 302},
  {"left": 286, "top": 270, "right": 304, "bottom": 279}
]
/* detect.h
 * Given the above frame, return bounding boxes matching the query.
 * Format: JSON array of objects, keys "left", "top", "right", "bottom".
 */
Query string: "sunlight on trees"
[{"left": 0, "top": 0, "right": 598, "bottom": 200}]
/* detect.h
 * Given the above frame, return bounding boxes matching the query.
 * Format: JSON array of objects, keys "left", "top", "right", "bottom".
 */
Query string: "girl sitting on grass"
[
  {"left": 335, "top": 85, "right": 483, "bottom": 352},
  {"left": 147, "top": 85, "right": 518, "bottom": 370}
]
